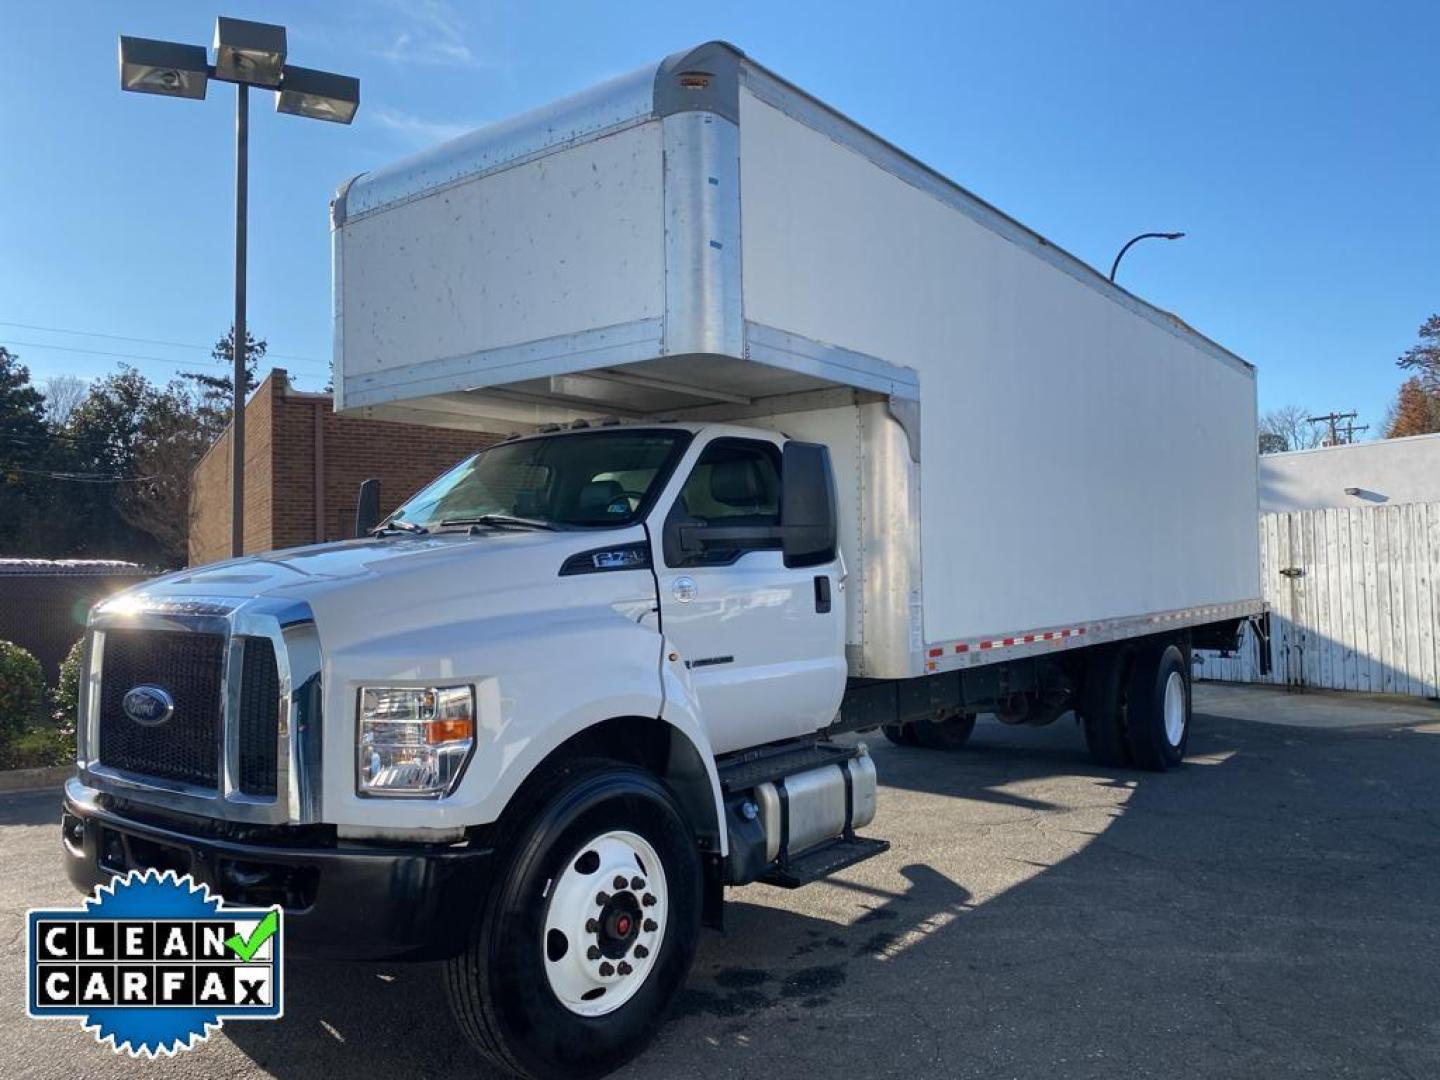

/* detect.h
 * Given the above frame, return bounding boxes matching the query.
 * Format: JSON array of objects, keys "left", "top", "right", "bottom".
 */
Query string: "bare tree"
[
  {"left": 1258, "top": 405, "right": 1325, "bottom": 454},
  {"left": 40, "top": 374, "right": 88, "bottom": 430}
]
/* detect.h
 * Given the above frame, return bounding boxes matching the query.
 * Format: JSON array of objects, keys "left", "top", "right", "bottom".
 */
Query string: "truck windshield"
[{"left": 387, "top": 429, "right": 691, "bottom": 530}]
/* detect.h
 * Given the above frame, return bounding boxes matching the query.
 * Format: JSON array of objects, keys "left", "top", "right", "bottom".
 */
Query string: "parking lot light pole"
[
  {"left": 119, "top": 17, "right": 360, "bottom": 558},
  {"left": 1108, "top": 231, "right": 1185, "bottom": 283}
]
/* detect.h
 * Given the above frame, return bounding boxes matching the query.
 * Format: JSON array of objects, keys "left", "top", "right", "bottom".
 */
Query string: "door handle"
[{"left": 813, "top": 575, "right": 832, "bottom": 614}]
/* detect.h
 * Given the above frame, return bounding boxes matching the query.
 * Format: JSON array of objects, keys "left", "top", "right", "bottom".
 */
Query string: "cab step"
[{"left": 759, "top": 835, "right": 890, "bottom": 889}]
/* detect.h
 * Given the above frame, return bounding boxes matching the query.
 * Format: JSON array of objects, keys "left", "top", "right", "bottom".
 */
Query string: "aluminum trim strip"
[
  {"left": 338, "top": 318, "right": 666, "bottom": 410},
  {"left": 745, "top": 321, "right": 920, "bottom": 398},
  {"left": 341, "top": 65, "right": 659, "bottom": 223},
  {"left": 662, "top": 111, "right": 744, "bottom": 358},
  {"left": 922, "top": 599, "right": 1266, "bottom": 672}
]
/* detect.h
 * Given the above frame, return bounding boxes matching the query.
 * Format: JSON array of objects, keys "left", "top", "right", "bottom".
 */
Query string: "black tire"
[
  {"left": 882, "top": 723, "right": 919, "bottom": 747},
  {"left": 445, "top": 761, "right": 702, "bottom": 1079},
  {"left": 911, "top": 713, "right": 977, "bottom": 751},
  {"left": 1125, "top": 642, "right": 1190, "bottom": 771},
  {"left": 1081, "top": 647, "right": 1133, "bottom": 768}
]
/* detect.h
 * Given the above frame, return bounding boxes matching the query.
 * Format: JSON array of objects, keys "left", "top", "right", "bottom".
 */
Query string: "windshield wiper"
[
  {"left": 439, "top": 514, "right": 558, "bottom": 532},
  {"left": 372, "top": 518, "right": 429, "bottom": 536}
]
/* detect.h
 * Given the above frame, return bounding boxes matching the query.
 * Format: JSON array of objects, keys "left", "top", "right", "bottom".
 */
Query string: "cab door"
[{"left": 654, "top": 436, "right": 845, "bottom": 754}]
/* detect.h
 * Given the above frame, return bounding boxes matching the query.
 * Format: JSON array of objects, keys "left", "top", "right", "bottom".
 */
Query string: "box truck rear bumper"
[{"left": 60, "top": 777, "right": 493, "bottom": 961}]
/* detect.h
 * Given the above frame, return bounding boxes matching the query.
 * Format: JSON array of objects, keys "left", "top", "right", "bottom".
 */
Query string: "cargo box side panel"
[
  {"left": 338, "top": 122, "right": 666, "bottom": 409},
  {"left": 738, "top": 88, "right": 1261, "bottom": 646}
]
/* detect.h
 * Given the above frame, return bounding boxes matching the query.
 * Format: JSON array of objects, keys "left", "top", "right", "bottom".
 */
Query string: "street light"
[
  {"left": 1108, "top": 231, "right": 1185, "bottom": 284},
  {"left": 118, "top": 17, "right": 360, "bottom": 559}
]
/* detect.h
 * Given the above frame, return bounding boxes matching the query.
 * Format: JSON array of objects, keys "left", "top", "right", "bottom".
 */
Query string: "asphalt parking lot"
[{"left": 5, "top": 683, "right": 1440, "bottom": 1079}]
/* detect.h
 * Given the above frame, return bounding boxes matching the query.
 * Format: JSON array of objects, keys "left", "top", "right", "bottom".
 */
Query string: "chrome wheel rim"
[
  {"left": 542, "top": 829, "right": 667, "bottom": 1017},
  {"left": 1163, "top": 670, "right": 1187, "bottom": 747}
]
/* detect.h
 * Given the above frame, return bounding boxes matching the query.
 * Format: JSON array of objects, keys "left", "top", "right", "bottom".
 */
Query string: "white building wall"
[{"left": 1261, "top": 434, "right": 1440, "bottom": 512}]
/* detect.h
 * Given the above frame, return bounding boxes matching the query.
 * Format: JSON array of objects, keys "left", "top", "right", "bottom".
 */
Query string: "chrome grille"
[
  {"left": 81, "top": 595, "right": 321, "bottom": 826},
  {"left": 97, "top": 628, "right": 226, "bottom": 787}
]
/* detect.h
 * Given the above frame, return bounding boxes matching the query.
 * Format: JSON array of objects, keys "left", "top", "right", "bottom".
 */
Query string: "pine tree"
[
  {"left": 1396, "top": 314, "right": 1440, "bottom": 391},
  {"left": 181, "top": 327, "right": 266, "bottom": 437}
]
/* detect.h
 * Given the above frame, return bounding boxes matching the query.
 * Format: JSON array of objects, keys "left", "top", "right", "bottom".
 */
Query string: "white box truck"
[{"left": 62, "top": 42, "right": 1262, "bottom": 1078}]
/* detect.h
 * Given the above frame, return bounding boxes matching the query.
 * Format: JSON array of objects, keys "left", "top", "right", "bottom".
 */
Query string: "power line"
[
  {"left": 0, "top": 338, "right": 235, "bottom": 370},
  {"left": 3, "top": 338, "right": 319, "bottom": 378},
  {"left": 3, "top": 465, "right": 161, "bottom": 484},
  {"left": 0, "top": 320, "right": 327, "bottom": 369}
]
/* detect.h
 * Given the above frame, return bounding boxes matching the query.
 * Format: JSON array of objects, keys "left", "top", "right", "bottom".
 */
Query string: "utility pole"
[
  {"left": 1304, "top": 411, "right": 1367, "bottom": 446},
  {"left": 1338, "top": 416, "right": 1369, "bottom": 444}
]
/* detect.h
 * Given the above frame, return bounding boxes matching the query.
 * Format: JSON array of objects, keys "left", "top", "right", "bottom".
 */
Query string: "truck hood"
[{"left": 110, "top": 529, "right": 647, "bottom": 621}]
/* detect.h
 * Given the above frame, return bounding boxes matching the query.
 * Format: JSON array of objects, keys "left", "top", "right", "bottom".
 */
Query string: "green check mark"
[{"left": 225, "top": 909, "right": 279, "bottom": 962}]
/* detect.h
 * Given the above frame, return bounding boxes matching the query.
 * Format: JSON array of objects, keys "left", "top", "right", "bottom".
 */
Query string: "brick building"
[{"left": 189, "top": 369, "right": 499, "bottom": 565}]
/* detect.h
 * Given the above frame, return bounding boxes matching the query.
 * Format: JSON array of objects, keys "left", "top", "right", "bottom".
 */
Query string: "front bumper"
[{"left": 61, "top": 777, "right": 494, "bottom": 961}]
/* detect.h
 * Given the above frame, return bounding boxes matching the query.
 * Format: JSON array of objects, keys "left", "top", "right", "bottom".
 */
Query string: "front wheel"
[{"left": 445, "top": 762, "right": 701, "bottom": 1079}]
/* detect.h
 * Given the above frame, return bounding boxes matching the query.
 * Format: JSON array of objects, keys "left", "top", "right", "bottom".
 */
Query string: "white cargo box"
[{"left": 332, "top": 42, "right": 1262, "bottom": 679}]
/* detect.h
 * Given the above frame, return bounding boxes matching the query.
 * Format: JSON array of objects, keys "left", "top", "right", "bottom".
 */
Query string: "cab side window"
[{"left": 665, "top": 439, "right": 781, "bottom": 566}]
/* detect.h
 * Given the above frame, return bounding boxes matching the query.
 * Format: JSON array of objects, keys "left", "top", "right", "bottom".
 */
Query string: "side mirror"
[
  {"left": 780, "top": 442, "right": 838, "bottom": 568},
  {"left": 354, "top": 478, "right": 382, "bottom": 537}
]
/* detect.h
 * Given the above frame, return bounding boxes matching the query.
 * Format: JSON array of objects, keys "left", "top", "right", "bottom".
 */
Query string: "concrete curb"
[{"left": 0, "top": 765, "right": 72, "bottom": 794}]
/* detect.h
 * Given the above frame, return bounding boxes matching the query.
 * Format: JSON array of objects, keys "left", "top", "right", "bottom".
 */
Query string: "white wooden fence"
[{"left": 1197, "top": 502, "right": 1440, "bottom": 697}]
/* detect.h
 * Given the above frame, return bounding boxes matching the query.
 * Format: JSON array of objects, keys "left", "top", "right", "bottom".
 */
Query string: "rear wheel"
[
  {"left": 445, "top": 762, "right": 701, "bottom": 1079},
  {"left": 1081, "top": 647, "right": 1133, "bottom": 768},
  {"left": 1125, "top": 642, "right": 1190, "bottom": 771},
  {"left": 882, "top": 723, "right": 919, "bottom": 747},
  {"left": 911, "top": 713, "right": 977, "bottom": 750}
]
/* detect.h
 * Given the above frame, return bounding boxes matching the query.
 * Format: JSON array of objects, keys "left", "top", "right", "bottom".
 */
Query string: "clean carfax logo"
[{"left": 27, "top": 869, "right": 283, "bottom": 1056}]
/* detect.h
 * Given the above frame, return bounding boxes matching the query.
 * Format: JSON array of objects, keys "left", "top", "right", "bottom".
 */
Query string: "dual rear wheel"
[
  {"left": 1081, "top": 640, "right": 1191, "bottom": 771},
  {"left": 883, "top": 638, "right": 1192, "bottom": 773}
]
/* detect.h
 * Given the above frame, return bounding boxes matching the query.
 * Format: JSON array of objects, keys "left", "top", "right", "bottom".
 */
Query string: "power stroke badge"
[{"left": 26, "top": 869, "right": 283, "bottom": 1056}]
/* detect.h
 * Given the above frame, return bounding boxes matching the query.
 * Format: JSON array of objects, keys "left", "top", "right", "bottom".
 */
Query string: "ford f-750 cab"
[{"left": 62, "top": 42, "right": 1262, "bottom": 1079}]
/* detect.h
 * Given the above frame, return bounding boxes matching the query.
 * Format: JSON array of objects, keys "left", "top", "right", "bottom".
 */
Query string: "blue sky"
[{"left": 2, "top": 1, "right": 1435, "bottom": 433}]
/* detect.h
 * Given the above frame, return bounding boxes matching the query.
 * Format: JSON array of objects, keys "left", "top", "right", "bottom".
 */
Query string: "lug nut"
[
  {"left": 617, "top": 961, "right": 633, "bottom": 976},
  {"left": 630, "top": 876, "right": 645, "bottom": 890},
  {"left": 613, "top": 875, "right": 628, "bottom": 890},
  {"left": 643, "top": 918, "right": 657, "bottom": 932},
  {"left": 595, "top": 891, "right": 610, "bottom": 906},
  {"left": 641, "top": 893, "right": 656, "bottom": 907},
  {"left": 599, "top": 962, "right": 614, "bottom": 977},
  {"left": 585, "top": 918, "right": 599, "bottom": 933},
  {"left": 633, "top": 944, "right": 649, "bottom": 959},
  {"left": 587, "top": 945, "right": 601, "bottom": 960}
]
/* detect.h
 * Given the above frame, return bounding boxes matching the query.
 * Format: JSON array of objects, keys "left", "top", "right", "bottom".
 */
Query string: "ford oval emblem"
[{"left": 122, "top": 685, "right": 175, "bottom": 727}]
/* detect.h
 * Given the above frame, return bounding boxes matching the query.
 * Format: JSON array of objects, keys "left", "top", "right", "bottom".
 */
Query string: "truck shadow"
[{"left": 225, "top": 706, "right": 1440, "bottom": 1078}]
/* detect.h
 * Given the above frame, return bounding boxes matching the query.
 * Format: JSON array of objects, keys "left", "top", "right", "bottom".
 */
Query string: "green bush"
[
  {"left": 0, "top": 636, "right": 85, "bottom": 770},
  {"left": 53, "top": 637, "right": 85, "bottom": 731},
  {"left": 2, "top": 727, "right": 72, "bottom": 770},
  {"left": 0, "top": 640, "right": 45, "bottom": 741}
]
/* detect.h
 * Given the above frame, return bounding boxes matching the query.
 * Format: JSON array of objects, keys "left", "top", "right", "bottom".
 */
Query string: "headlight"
[{"left": 357, "top": 685, "right": 475, "bottom": 797}]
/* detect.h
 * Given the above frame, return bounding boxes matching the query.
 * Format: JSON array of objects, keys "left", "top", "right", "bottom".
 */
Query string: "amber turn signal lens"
[{"left": 425, "top": 717, "right": 473, "bottom": 745}]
